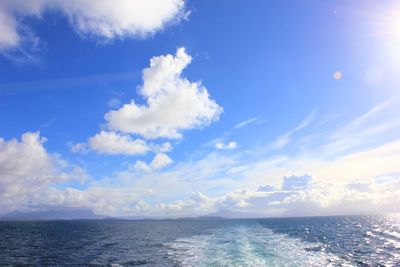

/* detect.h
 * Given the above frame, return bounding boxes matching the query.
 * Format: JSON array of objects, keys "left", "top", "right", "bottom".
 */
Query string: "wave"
[{"left": 165, "top": 224, "right": 350, "bottom": 267}]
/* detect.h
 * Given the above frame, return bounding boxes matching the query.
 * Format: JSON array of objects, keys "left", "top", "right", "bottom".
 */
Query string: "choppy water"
[{"left": 0, "top": 215, "right": 399, "bottom": 266}]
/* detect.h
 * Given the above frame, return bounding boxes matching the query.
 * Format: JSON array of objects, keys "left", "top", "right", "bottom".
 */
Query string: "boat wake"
[{"left": 165, "top": 224, "right": 350, "bottom": 266}]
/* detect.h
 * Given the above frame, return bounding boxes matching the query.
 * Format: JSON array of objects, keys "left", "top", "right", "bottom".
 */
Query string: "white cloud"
[
  {"left": 281, "top": 175, "right": 313, "bottom": 190},
  {"left": 80, "top": 100, "right": 400, "bottom": 217},
  {"left": 269, "top": 111, "right": 316, "bottom": 149},
  {"left": 29, "top": 186, "right": 142, "bottom": 215},
  {"left": 269, "top": 132, "right": 291, "bottom": 150},
  {"left": 3, "top": 101, "right": 400, "bottom": 218},
  {"left": 316, "top": 100, "right": 400, "bottom": 156},
  {"left": 105, "top": 48, "right": 223, "bottom": 139},
  {"left": 262, "top": 176, "right": 400, "bottom": 216},
  {"left": 69, "top": 48, "right": 220, "bottom": 158},
  {"left": 150, "top": 142, "right": 173, "bottom": 153},
  {"left": 4, "top": 135, "right": 400, "bottom": 217},
  {"left": 69, "top": 142, "right": 88, "bottom": 154},
  {"left": 257, "top": 185, "right": 276, "bottom": 192},
  {"left": 0, "top": 132, "right": 60, "bottom": 196},
  {"left": 234, "top": 117, "right": 266, "bottom": 129},
  {"left": 134, "top": 152, "right": 173, "bottom": 172},
  {"left": 49, "top": 0, "right": 187, "bottom": 39},
  {"left": 0, "top": 0, "right": 187, "bottom": 52},
  {"left": 133, "top": 160, "right": 152, "bottom": 172},
  {"left": 22, "top": 173, "right": 400, "bottom": 217},
  {"left": 71, "top": 133, "right": 173, "bottom": 156},
  {"left": 178, "top": 175, "right": 400, "bottom": 217},
  {"left": 0, "top": 7, "right": 19, "bottom": 50},
  {"left": 88, "top": 131, "right": 149, "bottom": 155},
  {"left": 234, "top": 117, "right": 258, "bottom": 129},
  {"left": 151, "top": 152, "right": 174, "bottom": 169},
  {"left": 0, "top": 132, "right": 88, "bottom": 212},
  {"left": 313, "top": 139, "right": 400, "bottom": 183},
  {"left": 215, "top": 141, "right": 237, "bottom": 150}
]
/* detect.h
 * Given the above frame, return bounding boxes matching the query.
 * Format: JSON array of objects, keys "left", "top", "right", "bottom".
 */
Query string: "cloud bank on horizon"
[
  {"left": 1, "top": 0, "right": 400, "bottom": 218},
  {"left": 2, "top": 95, "right": 400, "bottom": 217}
]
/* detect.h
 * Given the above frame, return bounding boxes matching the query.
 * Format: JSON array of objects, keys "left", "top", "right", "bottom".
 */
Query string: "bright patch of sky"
[{"left": 1, "top": 0, "right": 400, "bottom": 217}]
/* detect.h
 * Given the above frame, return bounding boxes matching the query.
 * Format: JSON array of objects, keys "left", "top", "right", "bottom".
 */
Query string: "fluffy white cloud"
[
  {"left": 263, "top": 176, "right": 400, "bottom": 216},
  {"left": 48, "top": 0, "right": 186, "bottom": 39},
  {"left": 134, "top": 153, "right": 173, "bottom": 172},
  {"left": 215, "top": 141, "right": 237, "bottom": 150},
  {"left": 151, "top": 142, "right": 173, "bottom": 153},
  {"left": 151, "top": 152, "right": 174, "bottom": 169},
  {"left": 0, "top": 132, "right": 88, "bottom": 211},
  {"left": 0, "top": 0, "right": 186, "bottom": 51},
  {"left": 70, "top": 133, "right": 172, "bottom": 156},
  {"left": 105, "top": 48, "right": 223, "bottom": 139},
  {"left": 156, "top": 175, "right": 400, "bottom": 217},
  {"left": 70, "top": 48, "right": 220, "bottom": 157},
  {"left": 88, "top": 131, "right": 149, "bottom": 155}
]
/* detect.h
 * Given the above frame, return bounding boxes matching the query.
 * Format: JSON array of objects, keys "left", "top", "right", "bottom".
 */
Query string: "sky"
[{"left": 0, "top": 0, "right": 400, "bottom": 217}]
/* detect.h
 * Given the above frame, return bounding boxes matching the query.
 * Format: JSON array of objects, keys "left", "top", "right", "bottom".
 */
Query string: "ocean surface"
[{"left": 0, "top": 215, "right": 399, "bottom": 266}]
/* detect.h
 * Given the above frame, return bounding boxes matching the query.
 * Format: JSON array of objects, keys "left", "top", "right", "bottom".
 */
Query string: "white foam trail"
[{"left": 166, "top": 225, "right": 351, "bottom": 267}]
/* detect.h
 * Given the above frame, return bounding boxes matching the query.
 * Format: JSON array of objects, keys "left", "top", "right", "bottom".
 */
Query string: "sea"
[{"left": 0, "top": 215, "right": 399, "bottom": 266}]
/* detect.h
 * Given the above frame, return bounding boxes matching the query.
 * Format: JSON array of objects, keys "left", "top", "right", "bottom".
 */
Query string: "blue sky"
[{"left": 0, "top": 0, "right": 400, "bottom": 217}]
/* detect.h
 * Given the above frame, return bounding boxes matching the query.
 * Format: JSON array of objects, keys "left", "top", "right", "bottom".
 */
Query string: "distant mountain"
[
  {"left": 121, "top": 215, "right": 155, "bottom": 220},
  {"left": 0, "top": 209, "right": 110, "bottom": 221},
  {"left": 205, "top": 210, "right": 267, "bottom": 219},
  {"left": 172, "top": 210, "right": 268, "bottom": 220},
  {"left": 0, "top": 209, "right": 269, "bottom": 221},
  {"left": 177, "top": 215, "right": 225, "bottom": 220}
]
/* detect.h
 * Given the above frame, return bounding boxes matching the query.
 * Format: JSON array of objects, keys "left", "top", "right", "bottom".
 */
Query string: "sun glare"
[{"left": 376, "top": 7, "right": 400, "bottom": 62}]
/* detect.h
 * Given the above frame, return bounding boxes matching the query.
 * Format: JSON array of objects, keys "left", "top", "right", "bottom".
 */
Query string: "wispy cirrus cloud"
[
  {"left": 269, "top": 110, "right": 316, "bottom": 150},
  {"left": 0, "top": 71, "right": 136, "bottom": 96},
  {"left": 234, "top": 117, "right": 266, "bottom": 129}
]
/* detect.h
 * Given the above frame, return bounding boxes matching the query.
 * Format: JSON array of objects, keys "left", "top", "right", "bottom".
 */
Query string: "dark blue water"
[{"left": 0, "top": 215, "right": 399, "bottom": 266}]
